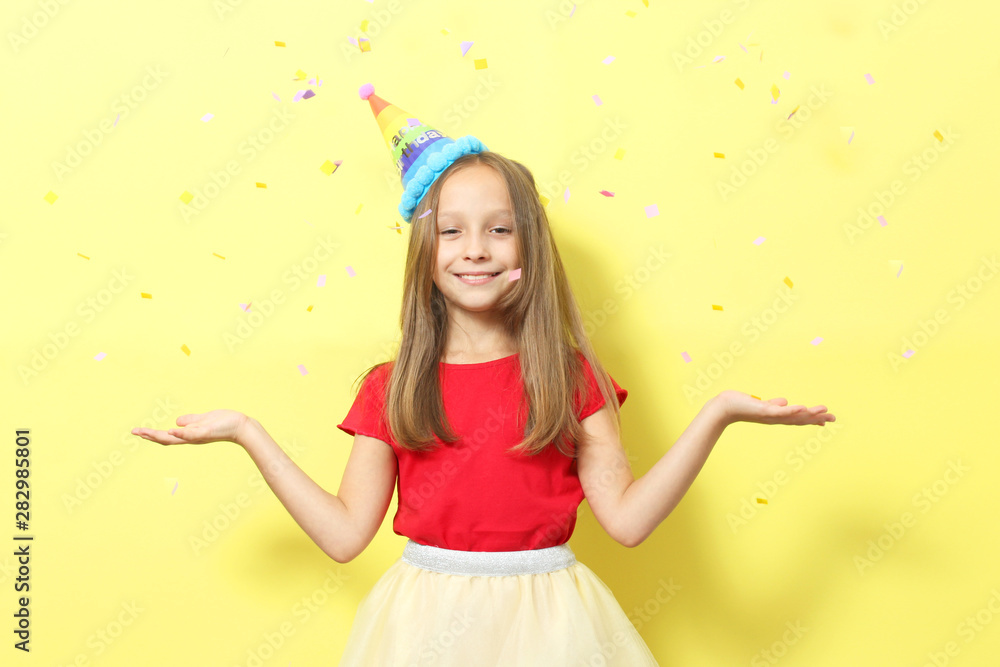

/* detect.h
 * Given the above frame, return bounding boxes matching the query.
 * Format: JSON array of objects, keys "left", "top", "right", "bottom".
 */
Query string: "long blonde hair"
[{"left": 352, "top": 151, "right": 623, "bottom": 458}]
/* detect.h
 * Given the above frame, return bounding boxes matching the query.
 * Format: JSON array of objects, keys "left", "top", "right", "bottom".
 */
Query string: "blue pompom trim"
[{"left": 398, "top": 135, "right": 488, "bottom": 222}]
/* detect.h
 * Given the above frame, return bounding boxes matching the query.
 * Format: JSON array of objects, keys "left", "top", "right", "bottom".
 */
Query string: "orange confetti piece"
[{"left": 750, "top": 394, "right": 761, "bottom": 400}]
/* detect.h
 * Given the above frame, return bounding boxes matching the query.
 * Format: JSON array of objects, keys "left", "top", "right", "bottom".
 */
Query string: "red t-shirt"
[{"left": 336, "top": 351, "right": 627, "bottom": 552}]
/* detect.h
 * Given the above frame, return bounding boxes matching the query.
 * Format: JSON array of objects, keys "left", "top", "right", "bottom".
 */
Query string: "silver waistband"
[{"left": 401, "top": 539, "right": 577, "bottom": 576}]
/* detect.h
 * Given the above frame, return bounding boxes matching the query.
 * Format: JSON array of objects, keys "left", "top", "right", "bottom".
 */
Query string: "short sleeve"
[
  {"left": 337, "top": 365, "right": 392, "bottom": 443},
  {"left": 576, "top": 354, "right": 628, "bottom": 421}
]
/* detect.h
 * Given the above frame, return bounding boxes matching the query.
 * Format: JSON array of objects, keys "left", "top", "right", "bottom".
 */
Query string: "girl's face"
[{"left": 432, "top": 163, "right": 520, "bottom": 318}]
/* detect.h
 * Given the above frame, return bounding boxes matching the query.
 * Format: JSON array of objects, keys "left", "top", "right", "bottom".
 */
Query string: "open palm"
[
  {"left": 717, "top": 390, "right": 835, "bottom": 426},
  {"left": 131, "top": 409, "right": 248, "bottom": 446}
]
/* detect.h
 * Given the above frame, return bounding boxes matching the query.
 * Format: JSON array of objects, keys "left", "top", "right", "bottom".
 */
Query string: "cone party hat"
[{"left": 359, "top": 83, "right": 488, "bottom": 222}]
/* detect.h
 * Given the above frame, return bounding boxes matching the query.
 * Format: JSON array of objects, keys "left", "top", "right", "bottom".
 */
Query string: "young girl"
[{"left": 132, "top": 85, "right": 835, "bottom": 665}]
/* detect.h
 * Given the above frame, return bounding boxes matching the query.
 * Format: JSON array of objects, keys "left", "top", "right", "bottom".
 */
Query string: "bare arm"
[{"left": 237, "top": 417, "right": 397, "bottom": 563}]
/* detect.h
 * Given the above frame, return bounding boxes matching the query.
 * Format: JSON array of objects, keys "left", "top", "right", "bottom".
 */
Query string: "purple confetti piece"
[
  {"left": 308, "top": 77, "right": 316, "bottom": 85},
  {"left": 317, "top": 274, "right": 326, "bottom": 287},
  {"left": 564, "top": 187, "right": 570, "bottom": 202},
  {"left": 603, "top": 55, "right": 615, "bottom": 64},
  {"left": 783, "top": 71, "right": 790, "bottom": 80},
  {"left": 348, "top": 36, "right": 358, "bottom": 46},
  {"left": 271, "top": 92, "right": 280, "bottom": 101},
  {"left": 298, "top": 364, "right": 308, "bottom": 375},
  {"left": 753, "top": 236, "right": 766, "bottom": 245},
  {"left": 346, "top": 266, "right": 356, "bottom": 277},
  {"left": 771, "top": 98, "right": 778, "bottom": 105},
  {"left": 292, "top": 90, "right": 306, "bottom": 102},
  {"left": 865, "top": 73, "right": 874, "bottom": 85},
  {"left": 896, "top": 263, "right": 903, "bottom": 277},
  {"left": 569, "top": 3, "right": 576, "bottom": 17},
  {"left": 201, "top": 113, "right": 214, "bottom": 122},
  {"left": 113, "top": 112, "right": 120, "bottom": 127},
  {"left": 681, "top": 351, "right": 692, "bottom": 363},
  {"left": 878, "top": 215, "right": 887, "bottom": 227},
  {"left": 418, "top": 208, "right": 433, "bottom": 219},
  {"left": 172, "top": 481, "right": 178, "bottom": 495},
  {"left": 739, "top": 43, "right": 747, "bottom": 53},
  {"left": 645, "top": 204, "right": 659, "bottom": 218},
  {"left": 408, "top": 118, "right": 421, "bottom": 126},
  {"left": 302, "top": 89, "right": 315, "bottom": 99},
  {"left": 902, "top": 349, "right": 915, "bottom": 358},
  {"left": 94, "top": 351, "right": 107, "bottom": 361},
  {"left": 848, "top": 130, "right": 855, "bottom": 144},
  {"left": 460, "top": 41, "right": 474, "bottom": 56},
  {"left": 810, "top": 337, "right": 823, "bottom": 345},
  {"left": 592, "top": 94, "right": 603, "bottom": 106}
]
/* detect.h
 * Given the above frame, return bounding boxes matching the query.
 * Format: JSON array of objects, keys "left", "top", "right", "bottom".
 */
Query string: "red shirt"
[{"left": 336, "top": 351, "right": 627, "bottom": 552}]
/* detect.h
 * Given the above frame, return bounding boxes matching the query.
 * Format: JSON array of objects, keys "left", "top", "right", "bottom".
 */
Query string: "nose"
[{"left": 462, "top": 230, "right": 490, "bottom": 259}]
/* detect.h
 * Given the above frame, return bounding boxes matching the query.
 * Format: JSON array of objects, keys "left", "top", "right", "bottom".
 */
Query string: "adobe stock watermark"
[
  {"left": 223, "top": 234, "right": 339, "bottom": 352},
  {"left": 726, "top": 420, "right": 843, "bottom": 534},
  {"left": 543, "top": 0, "right": 596, "bottom": 29},
  {"left": 340, "top": 0, "right": 405, "bottom": 63},
  {"left": 8, "top": 0, "right": 73, "bottom": 54},
  {"left": 670, "top": 0, "right": 755, "bottom": 72},
  {"left": 887, "top": 254, "right": 997, "bottom": 371},
  {"left": 918, "top": 587, "right": 1000, "bottom": 667},
  {"left": 63, "top": 397, "right": 182, "bottom": 514},
  {"left": 750, "top": 620, "right": 808, "bottom": 667},
  {"left": 581, "top": 245, "right": 671, "bottom": 339},
  {"left": 877, "top": 0, "right": 933, "bottom": 40},
  {"left": 189, "top": 438, "right": 307, "bottom": 556},
  {"left": 853, "top": 459, "right": 969, "bottom": 576},
  {"left": 232, "top": 567, "right": 351, "bottom": 667},
  {"left": 538, "top": 116, "right": 628, "bottom": 204},
  {"left": 682, "top": 284, "right": 798, "bottom": 405},
  {"left": 51, "top": 66, "right": 168, "bottom": 182},
  {"left": 17, "top": 267, "right": 136, "bottom": 386},
  {"left": 843, "top": 127, "right": 958, "bottom": 244},
  {"left": 406, "top": 611, "right": 475, "bottom": 666},
  {"left": 717, "top": 83, "right": 833, "bottom": 202},
  {"left": 54, "top": 601, "right": 144, "bottom": 667},
  {"left": 179, "top": 107, "right": 295, "bottom": 223}
]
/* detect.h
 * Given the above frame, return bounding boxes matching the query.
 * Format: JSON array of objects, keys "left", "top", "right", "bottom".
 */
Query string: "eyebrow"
[{"left": 437, "top": 209, "right": 512, "bottom": 220}]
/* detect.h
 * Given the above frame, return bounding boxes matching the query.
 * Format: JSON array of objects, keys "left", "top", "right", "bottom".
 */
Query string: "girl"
[{"left": 133, "top": 86, "right": 835, "bottom": 665}]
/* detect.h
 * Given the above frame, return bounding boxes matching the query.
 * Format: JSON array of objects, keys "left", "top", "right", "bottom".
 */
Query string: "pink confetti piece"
[
  {"left": 848, "top": 130, "right": 855, "bottom": 144},
  {"left": 644, "top": 204, "right": 659, "bottom": 218},
  {"left": 865, "top": 73, "right": 874, "bottom": 85},
  {"left": 292, "top": 90, "right": 306, "bottom": 102},
  {"left": 753, "top": 236, "right": 766, "bottom": 245},
  {"left": 346, "top": 266, "right": 356, "bottom": 277},
  {"left": 508, "top": 268, "right": 522, "bottom": 281},
  {"left": 240, "top": 302, "right": 252, "bottom": 312},
  {"left": 783, "top": 71, "right": 790, "bottom": 80},
  {"left": 113, "top": 112, "right": 120, "bottom": 126},
  {"left": 172, "top": 481, "right": 178, "bottom": 495},
  {"left": 408, "top": 118, "right": 421, "bottom": 127},
  {"left": 302, "top": 90, "right": 315, "bottom": 99},
  {"left": 569, "top": 3, "right": 576, "bottom": 17},
  {"left": 896, "top": 263, "right": 903, "bottom": 277},
  {"left": 348, "top": 36, "right": 358, "bottom": 47},
  {"left": 739, "top": 43, "right": 747, "bottom": 53},
  {"left": 94, "top": 352, "right": 107, "bottom": 361},
  {"left": 902, "top": 349, "right": 915, "bottom": 358},
  {"left": 418, "top": 208, "right": 433, "bottom": 219},
  {"left": 712, "top": 55, "right": 725, "bottom": 63},
  {"left": 810, "top": 337, "right": 823, "bottom": 345},
  {"left": 460, "top": 41, "right": 474, "bottom": 56},
  {"left": 878, "top": 215, "right": 887, "bottom": 227},
  {"left": 592, "top": 94, "right": 603, "bottom": 106},
  {"left": 681, "top": 351, "right": 692, "bottom": 363},
  {"left": 599, "top": 190, "right": 615, "bottom": 197},
  {"left": 298, "top": 364, "right": 308, "bottom": 375},
  {"left": 603, "top": 55, "right": 615, "bottom": 64},
  {"left": 564, "top": 188, "right": 570, "bottom": 202},
  {"left": 271, "top": 92, "right": 280, "bottom": 101},
  {"left": 317, "top": 274, "right": 326, "bottom": 287},
  {"left": 201, "top": 113, "right": 214, "bottom": 122}
]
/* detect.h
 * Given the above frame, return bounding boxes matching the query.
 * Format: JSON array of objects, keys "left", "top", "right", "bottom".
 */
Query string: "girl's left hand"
[{"left": 715, "top": 390, "right": 836, "bottom": 427}]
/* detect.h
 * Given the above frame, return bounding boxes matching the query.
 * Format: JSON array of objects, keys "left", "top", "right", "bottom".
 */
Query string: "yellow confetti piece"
[
  {"left": 360, "top": 20, "right": 369, "bottom": 32},
  {"left": 713, "top": 152, "right": 725, "bottom": 159},
  {"left": 642, "top": 0, "right": 649, "bottom": 6},
  {"left": 750, "top": 394, "right": 761, "bottom": 400},
  {"left": 213, "top": 253, "right": 226, "bottom": 260},
  {"left": 539, "top": 194, "right": 550, "bottom": 207},
  {"left": 474, "top": 58, "right": 488, "bottom": 70},
  {"left": 933, "top": 130, "right": 943, "bottom": 142},
  {"left": 360, "top": 40, "right": 371, "bottom": 53},
  {"left": 735, "top": 78, "right": 744, "bottom": 90},
  {"left": 614, "top": 148, "right": 626, "bottom": 160},
  {"left": 306, "top": 305, "right": 314, "bottom": 312},
  {"left": 441, "top": 28, "right": 449, "bottom": 35},
  {"left": 387, "top": 223, "right": 403, "bottom": 234},
  {"left": 787, "top": 105, "right": 800, "bottom": 119},
  {"left": 78, "top": 253, "right": 90, "bottom": 260},
  {"left": 770, "top": 84, "right": 779, "bottom": 101},
  {"left": 179, "top": 190, "right": 194, "bottom": 204},
  {"left": 355, "top": 203, "right": 364, "bottom": 215},
  {"left": 295, "top": 69, "right": 307, "bottom": 80},
  {"left": 783, "top": 276, "right": 793, "bottom": 288},
  {"left": 44, "top": 191, "right": 58, "bottom": 204},
  {"left": 141, "top": 292, "right": 152, "bottom": 299},
  {"left": 712, "top": 304, "right": 723, "bottom": 311},
  {"left": 625, "top": 10, "right": 637, "bottom": 17},
  {"left": 256, "top": 182, "right": 267, "bottom": 188},
  {"left": 181, "top": 344, "right": 191, "bottom": 356},
  {"left": 320, "top": 160, "right": 338, "bottom": 175},
  {"left": 760, "top": 50, "right": 764, "bottom": 62},
  {"left": 274, "top": 41, "right": 285, "bottom": 47},
  {"left": 756, "top": 498, "right": 768, "bottom": 504}
]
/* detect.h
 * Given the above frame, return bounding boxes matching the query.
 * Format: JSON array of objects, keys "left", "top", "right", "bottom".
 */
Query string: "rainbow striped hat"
[{"left": 359, "top": 83, "right": 488, "bottom": 222}]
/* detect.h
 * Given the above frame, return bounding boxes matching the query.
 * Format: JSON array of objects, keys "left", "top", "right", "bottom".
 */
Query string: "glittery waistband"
[{"left": 401, "top": 539, "right": 577, "bottom": 576}]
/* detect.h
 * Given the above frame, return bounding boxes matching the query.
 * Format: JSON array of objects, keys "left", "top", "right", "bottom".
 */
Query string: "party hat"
[{"left": 359, "top": 83, "right": 488, "bottom": 222}]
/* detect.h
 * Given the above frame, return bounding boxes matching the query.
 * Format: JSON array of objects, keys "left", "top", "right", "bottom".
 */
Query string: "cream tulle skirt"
[{"left": 338, "top": 539, "right": 659, "bottom": 666}]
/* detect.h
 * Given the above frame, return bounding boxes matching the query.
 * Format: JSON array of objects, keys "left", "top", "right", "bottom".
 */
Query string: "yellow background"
[{"left": 3, "top": 0, "right": 999, "bottom": 664}]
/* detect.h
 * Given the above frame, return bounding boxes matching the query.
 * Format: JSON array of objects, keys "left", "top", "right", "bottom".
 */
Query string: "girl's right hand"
[{"left": 132, "top": 409, "right": 249, "bottom": 446}]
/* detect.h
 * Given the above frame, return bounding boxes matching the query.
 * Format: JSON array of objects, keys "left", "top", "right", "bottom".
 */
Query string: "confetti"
[
  {"left": 114, "top": 112, "right": 120, "bottom": 126},
  {"left": 418, "top": 208, "right": 433, "bottom": 219},
  {"left": 272, "top": 92, "right": 280, "bottom": 102},
  {"left": 78, "top": 253, "right": 90, "bottom": 260},
  {"left": 307, "top": 305, "right": 314, "bottom": 312},
  {"left": 625, "top": 10, "right": 636, "bottom": 17},
  {"left": 734, "top": 78, "right": 744, "bottom": 90},
  {"left": 783, "top": 71, "right": 790, "bottom": 80},
  {"left": 317, "top": 274, "right": 326, "bottom": 287},
  {"left": 294, "top": 69, "right": 308, "bottom": 80},
  {"left": 320, "top": 160, "right": 339, "bottom": 175},
  {"left": 933, "top": 130, "right": 944, "bottom": 142},
  {"left": 712, "top": 55, "right": 725, "bottom": 63},
  {"left": 346, "top": 266, "right": 356, "bottom": 277},
  {"left": 865, "top": 73, "right": 875, "bottom": 85},
  {"left": 753, "top": 236, "right": 766, "bottom": 245},
  {"left": 644, "top": 204, "right": 659, "bottom": 218},
  {"left": 298, "top": 364, "right": 308, "bottom": 375},
  {"left": 201, "top": 113, "right": 214, "bottom": 122},
  {"left": 359, "top": 38, "right": 371, "bottom": 53},
  {"left": 750, "top": 394, "right": 761, "bottom": 400},
  {"left": 902, "top": 349, "right": 915, "bottom": 358},
  {"left": 212, "top": 252, "right": 226, "bottom": 260},
  {"left": 256, "top": 182, "right": 267, "bottom": 188},
  {"left": 356, "top": 203, "right": 365, "bottom": 215},
  {"left": 474, "top": 58, "right": 488, "bottom": 70},
  {"left": 810, "top": 337, "right": 823, "bottom": 345},
  {"left": 714, "top": 152, "right": 725, "bottom": 159},
  {"left": 141, "top": 292, "right": 152, "bottom": 299},
  {"left": 94, "top": 352, "right": 107, "bottom": 361},
  {"left": 508, "top": 268, "right": 522, "bottom": 281},
  {"left": 293, "top": 90, "right": 305, "bottom": 102},
  {"left": 603, "top": 55, "right": 615, "bottom": 65},
  {"left": 770, "top": 84, "right": 780, "bottom": 101},
  {"left": 172, "top": 481, "right": 179, "bottom": 495},
  {"left": 599, "top": 190, "right": 615, "bottom": 197},
  {"left": 179, "top": 191, "right": 194, "bottom": 204},
  {"left": 848, "top": 130, "right": 855, "bottom": 144},
  {"left": 274, "top": 41, "right": 286, "bottom": 47},
  {"left": 756, "top": 498, "right": 768, "bottom": 504},
  {"left": 878, "top": 215, "right": 887, "bottom": 227},
  {"left": 44, "top": 191, "right": 58, "bottom": 204},
  {"left": 614, "top": 148, "right": 626, "bottom": 160},
  {"left": 592, "top": 94, "right": 603, "bottom": 106},
  {"left": 539, "top": 195, "right": 549, "bottom": 207},
  {"left": 712, "top": 305, "right": 723, "bottom": 311},
  {"left": 460, "top": 41, "right": 474, "bottom": 56},
  {"left": 240, "top": 302, "right": 252, "bottom": 312},
  {"left": 681, "top": 351, "right": 691, "bottom": 363},
  {"left": 783, "top": 276, "right": 793, "bottom": 288},
  {"left": 360, "top": 20, "right": 370, "bottom": 32},
  {"left": 181, "top": 344, "right": 191, "bottom": 356},
  {"left": 564, "top": 188, "right": 570, "bottom": 202},
  {"left": 786, "top": 105, "right": 800, "bottom": 120},
  {"left": 302, "top": 90, "right": 315, "bottom": 100}
]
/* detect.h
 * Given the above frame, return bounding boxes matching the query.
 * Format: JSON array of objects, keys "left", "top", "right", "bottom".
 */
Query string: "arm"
[{"left": 237, "top": 417, "right": 397, "bottom": 563}]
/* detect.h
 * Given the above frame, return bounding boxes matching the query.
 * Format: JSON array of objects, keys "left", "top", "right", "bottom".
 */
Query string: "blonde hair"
[{"left": 352, "top": 151, "right": 623, "bottom": 458}]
